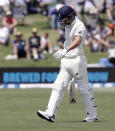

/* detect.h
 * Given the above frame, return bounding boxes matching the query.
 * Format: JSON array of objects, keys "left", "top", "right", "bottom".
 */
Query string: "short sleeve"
[{"left": 75, "top": 23, "right": 86, "bottom": 38}]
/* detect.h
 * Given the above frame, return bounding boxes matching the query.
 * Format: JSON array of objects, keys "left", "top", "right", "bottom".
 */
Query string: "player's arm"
[
  {"left": 53, "top": 23, "right": 86, "bottom": 60},
  {"left": 66, "top": 25, "right": 86, "bottom": 51},
  {"left": 67, "top": 35, "right": 82, "bottom": 51},
  {"left": 53, "top": 35, "right": 82, "bottom": 60}
]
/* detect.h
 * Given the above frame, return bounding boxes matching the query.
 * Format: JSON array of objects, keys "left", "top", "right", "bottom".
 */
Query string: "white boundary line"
[{"left": 0, "top": 83, "right": 115, "bottom": 89}]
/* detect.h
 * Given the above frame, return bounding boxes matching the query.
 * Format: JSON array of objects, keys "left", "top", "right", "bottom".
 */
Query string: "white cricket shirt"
[{"left": 64, "top": 17, "right": 86, "bottom": 57}]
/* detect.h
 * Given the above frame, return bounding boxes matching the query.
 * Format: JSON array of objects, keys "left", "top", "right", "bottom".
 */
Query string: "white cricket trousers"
[{"left": 46, "top": 55, "right": 97, "bottom": 118}]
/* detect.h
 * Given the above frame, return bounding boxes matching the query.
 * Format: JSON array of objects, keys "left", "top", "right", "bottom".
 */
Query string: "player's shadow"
[
  {"left": 58, "top": 120, "right": 82, "bottom": 123},
  {"left": 58, "top": 120, "right": 104, "bottom": 123}
]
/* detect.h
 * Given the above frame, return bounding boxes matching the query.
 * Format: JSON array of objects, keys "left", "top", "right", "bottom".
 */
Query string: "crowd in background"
[{"left": 0, "top": 0, "right": 115, "bottom": 66}]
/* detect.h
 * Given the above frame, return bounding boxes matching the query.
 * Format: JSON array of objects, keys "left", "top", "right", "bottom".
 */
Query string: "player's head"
[{"left": 57, "top": 5, "right": 76, "bottom": 25}]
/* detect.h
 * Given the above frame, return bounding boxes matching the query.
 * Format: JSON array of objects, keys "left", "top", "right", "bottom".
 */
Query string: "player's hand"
[{"left": 53, "top": 48, "right": 67, "bottom": 60}]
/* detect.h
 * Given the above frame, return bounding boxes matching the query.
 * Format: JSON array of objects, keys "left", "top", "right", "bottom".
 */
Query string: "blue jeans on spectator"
[{"left": 51, "top": 14, "right": 61, "bottom": 30}]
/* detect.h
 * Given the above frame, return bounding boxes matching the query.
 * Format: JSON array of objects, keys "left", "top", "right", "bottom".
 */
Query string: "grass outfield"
[{"left": 0, "top": 88, "right": 115, "bottom": 131}]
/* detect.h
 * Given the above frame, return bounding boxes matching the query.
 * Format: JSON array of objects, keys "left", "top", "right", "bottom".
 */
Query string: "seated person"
[
  {"left": 11, "top": 0, "right": 27, "bottom": 24},
  {"left": 28, "top": 28, "right": 41, "bottom": 61},
  {"left": 0, "top": 23, "right": 9, "bottom": 45},
  {"left": 108, "top": 22, "right": 115, "bottom": 36},
  {"left": 39, "top": 32, "right": 53, "bottom": 54},
  {"left": 84, "top": 11, "right": 97, "bottom": 31},
  {"left": 86, "top": 36, "right": 99, "bottom": 52},
  {"left": 54, "top": 30, "right": 65, "bottom": 50},
  {"left": 107, "top": 2, "right": 115, "bottom": 35},
  {"left": 12, "top": 31, "right": 30, "bottom": 59},
  {"left": 93, "top": 18, "right": 112, "bottom": 52},
  {"left": 105, "top": 0, "right": 115, "bottom": 21},
  {"left": 85, "top": 25, "right": 100, "bottom": 52},
  {"left": 2, "top": 10, "right": 18, "bottom": 35},
  {"left": 57, "top": 30, "right": 65, "bottom": 48},
  {"left": 38, "top": 0, "right": 56, "bottom": 16},
  {"left": 84, "top": 0, "right": 98, "bottom": 14},
  {"left": 0, "top": 0, "right": 10, "bottom": 14}
]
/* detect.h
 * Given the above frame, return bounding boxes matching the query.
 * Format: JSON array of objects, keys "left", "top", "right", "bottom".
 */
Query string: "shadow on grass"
[{"left": 58, "top": 120, "right": 106, "bottom": 123}]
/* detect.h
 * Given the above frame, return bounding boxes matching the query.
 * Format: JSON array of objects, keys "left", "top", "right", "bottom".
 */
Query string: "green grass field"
[{"left": 0, "top": 88, "right": 115, "bottom": 131}]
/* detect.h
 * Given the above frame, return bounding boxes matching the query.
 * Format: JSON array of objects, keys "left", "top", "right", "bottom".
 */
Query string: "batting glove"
[{"left": 53, "top": 48, "right": 68, "bottom": 60}]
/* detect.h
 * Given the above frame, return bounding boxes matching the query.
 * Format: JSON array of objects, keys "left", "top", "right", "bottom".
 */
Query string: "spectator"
[
  {"left": 84, "top": 0, "right": 98, "bottom": 14},
  {"left": 54, "top": 30, "right": 65, "bottom": 50},
  {"left": 57, "top": 30, "right": 65, "bottom": 48},
  {"left": 85, "top": 25, "right": 99, "bottom": 52},
  {"left": 11, "top": 0, "right": 27, "bottom": 24},
  {"left": 38, "top": 0, "right": 56, "bottom": 16},
  {"left": 85, "top": 34, "right": 100, "bottom": 52},
  {"left": 0, "top": 24, "right": 9, "bottom": 46},
  {"left": 97, "top": 0, "right": 106, "bottom": 13},
  {"left": 12, "top": 31, "right": 30, "bottom": 60},
  {"left": 84, "top": 11, "right": 98, "bottom": 31},
  {"left": 106, "top": 1, "right": 115, "bottom": 34},
  {"left": 2, "top": 10, "right": 18, "bottom": 35},
  {"left": 28, "top": 28, "right": 41, "bottom": 61},
  {"left": 109, "top": 22, "right": 115, "bottom": 36},
  {"left": 86, "top": 18, "right": 113, "bottom": 52},
  {"left": 39, "top": 32, "right": 53, "bottom": 54},
  {"left": 105, "top": 0, "right": 113, "bottom": 20},
  {"left": 0, "top": 0, "right": 10, "bottom": 14},
  {"left": 26, "top": 0, "right": 41, "bottom": 14},
  {"left": 48, "top": 3, "right": 63, "bottom": 30}
]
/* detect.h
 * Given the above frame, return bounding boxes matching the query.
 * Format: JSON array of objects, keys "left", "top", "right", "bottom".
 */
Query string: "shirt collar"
[
  {"left": 66, "top": 17, "right": 77, "bottom": 28},
  {"left": 70, "top": 17, "right": 77, "bottom": 27}
]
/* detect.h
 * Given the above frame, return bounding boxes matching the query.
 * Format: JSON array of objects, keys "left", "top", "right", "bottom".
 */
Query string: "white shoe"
[
  {"left": 49, "top": 49, "right": 53, "bottom": 54},
  {"left": 40, "top": 53, "right": 46, "bottom": 59},
  {"left": 5, "top": 54, "right": 17, "bottom": 60},
  {"left": 37, "top": 110, "right": 55, "bottom": 122},
  {"left": 83, "top": 117, "right": 98, "bottom": 122}
]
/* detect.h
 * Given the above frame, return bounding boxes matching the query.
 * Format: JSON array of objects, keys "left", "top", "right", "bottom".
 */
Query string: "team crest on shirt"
[
  {"left": 78, "top": 31, "right": 82, "bottom": 34},
  {"left": 78, "top": 31, "right": 83, "bottom": 35}
]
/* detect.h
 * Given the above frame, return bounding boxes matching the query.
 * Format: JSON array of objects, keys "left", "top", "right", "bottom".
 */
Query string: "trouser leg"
[
  {"left": 77, "top": 80, "right": 97, "bottom": 118},
  {"left": 71, "top": 55, "right": 98, "bottom": 118},
  {"left": 88, "top": 87, "right": 95, "bottom": 107},
  {"left": 46, "top": 68, "right": 72, "bottom": 116}
]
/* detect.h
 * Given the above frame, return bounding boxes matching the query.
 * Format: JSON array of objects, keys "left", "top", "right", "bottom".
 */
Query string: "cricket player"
[{"left": 37, "top": 5, "right": 98, "bottom": 122}]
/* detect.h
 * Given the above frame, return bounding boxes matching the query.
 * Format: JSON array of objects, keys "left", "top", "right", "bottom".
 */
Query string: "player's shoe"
[
  {"left": 37, "top": 110, "right": 55, "bottom": 122},
  {"left": 83, "top": 117, "right": 98, "bottom": 122}
]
